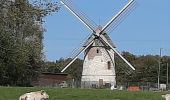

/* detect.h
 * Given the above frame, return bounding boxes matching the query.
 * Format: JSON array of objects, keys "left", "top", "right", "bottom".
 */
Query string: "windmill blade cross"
[
  {"left": 100, "top": 34, "right": 135, "bottom": 70},
  {"left": 61, "top": 0, "right": 136, "bottom": 72},
  {"left": 60, "top": 0, "right": 96, "bottom": 32}
]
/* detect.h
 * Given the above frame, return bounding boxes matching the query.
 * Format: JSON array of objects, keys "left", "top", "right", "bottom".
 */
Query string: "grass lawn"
[{"left": 0, "top": 87, "right": 167, "bottom": 100}]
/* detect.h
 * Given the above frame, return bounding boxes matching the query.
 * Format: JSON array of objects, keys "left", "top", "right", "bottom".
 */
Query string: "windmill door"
[{"left": 99, "top": 79, "right": 103, "bottom": 87}]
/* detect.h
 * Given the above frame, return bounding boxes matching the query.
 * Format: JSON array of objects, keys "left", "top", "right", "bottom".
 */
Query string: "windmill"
[{"left": 60, "top": 0, "right": 136, "bottom": 88}]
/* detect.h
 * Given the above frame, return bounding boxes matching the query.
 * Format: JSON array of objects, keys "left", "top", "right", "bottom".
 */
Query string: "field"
[{"left": 0, "top": 87, "right": 166, "bottom": 100}]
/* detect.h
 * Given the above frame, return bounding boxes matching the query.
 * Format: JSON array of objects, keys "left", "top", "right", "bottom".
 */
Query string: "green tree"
[{"left": 0, "top": 0, "right": 59, "bottom": 86}]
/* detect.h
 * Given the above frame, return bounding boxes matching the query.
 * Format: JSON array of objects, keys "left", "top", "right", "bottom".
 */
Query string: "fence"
[{"left": 54, "top": 80, "right": 170, "bottom": 91}]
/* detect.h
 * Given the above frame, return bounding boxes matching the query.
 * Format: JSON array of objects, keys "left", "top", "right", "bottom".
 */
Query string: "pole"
[
  {"left": 167, "top": 63, "right": 169, "bottom": 86},
  {"left": 158, "top": 48, "right": 162, "bottom": 90}
]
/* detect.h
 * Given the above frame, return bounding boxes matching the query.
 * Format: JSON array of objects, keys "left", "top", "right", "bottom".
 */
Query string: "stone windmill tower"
[{"left": 60, "top": 0, "right": 136, "bottom": 88}]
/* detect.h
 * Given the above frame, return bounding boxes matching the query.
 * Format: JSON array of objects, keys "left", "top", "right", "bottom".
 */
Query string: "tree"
[{"left": 0, "top": 0, "right": 59, "bottom": 86}]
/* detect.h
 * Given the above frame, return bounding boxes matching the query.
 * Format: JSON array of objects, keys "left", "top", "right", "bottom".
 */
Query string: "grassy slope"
[{"left": 0, "top": 87, "right": 165, "bottom": 100}]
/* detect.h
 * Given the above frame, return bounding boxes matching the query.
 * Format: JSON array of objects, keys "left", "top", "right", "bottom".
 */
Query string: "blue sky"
[{"left": 43, "top": 0, "right": 170, "bottom": 61}]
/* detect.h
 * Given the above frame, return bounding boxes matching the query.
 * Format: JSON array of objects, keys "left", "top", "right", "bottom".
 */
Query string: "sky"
[{"left": 43, "top": 0, "right": 170, "bottom": 61}]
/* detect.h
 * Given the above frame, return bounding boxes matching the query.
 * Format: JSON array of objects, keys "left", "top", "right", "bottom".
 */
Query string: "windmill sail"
[
  {"left": 101, "top": 0, "right": 136, "bottom": 33},
  {"left": 106, "top": 1, "right": 137, "bottom": 33},
  {"left": 61, "top": 36, "right": 95, "bottom": 72},
  {"left": 99, "top": 34, "right": 135, "bottom": 70},
  {"left": 60, "top": 0, "right": 97, "bottom": 32},
  {"left": 115, "top": 54, "right": 134, "bottom": 75}
]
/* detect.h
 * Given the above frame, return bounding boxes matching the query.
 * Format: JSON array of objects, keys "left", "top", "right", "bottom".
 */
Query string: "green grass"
[{"left": 0, "top": 87, "right": 166, "bottom": 100}]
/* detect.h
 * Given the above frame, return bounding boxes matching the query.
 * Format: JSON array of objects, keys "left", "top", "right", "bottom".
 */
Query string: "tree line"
[{"left": 44, "top": 52, "right": 170, "bottom": 85}]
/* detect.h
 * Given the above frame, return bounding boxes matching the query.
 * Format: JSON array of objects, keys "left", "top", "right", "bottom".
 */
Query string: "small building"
[{"left": 36, "top": 72, "right": 68, "bottom": 87}]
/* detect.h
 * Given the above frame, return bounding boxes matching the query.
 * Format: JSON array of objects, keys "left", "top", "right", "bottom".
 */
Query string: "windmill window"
[
  {"left": 107, "top": 61, "right": 111, "bottom": 70},
  {"left": 97, "top": 49, "right": 99, "bottom": 53}
]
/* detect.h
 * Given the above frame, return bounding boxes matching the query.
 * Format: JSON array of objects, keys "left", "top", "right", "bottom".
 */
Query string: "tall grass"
[{"left": 0, "top": 87, "right": 164, "bottom": 100}]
